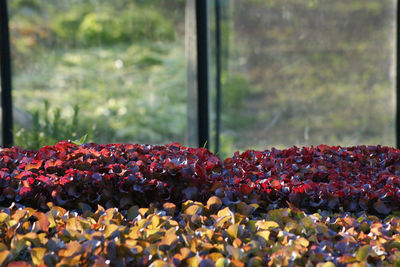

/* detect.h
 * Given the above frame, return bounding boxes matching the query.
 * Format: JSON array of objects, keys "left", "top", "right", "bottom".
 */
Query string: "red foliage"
[
  {"left": 0, "top": 142, "right": 399, "bottom": 215},
  {"left": 0, "top": 141, "right": 223, "bottom": 210},
  {"left": 223, "top": 145, "right": 400, "bottom": 214}
]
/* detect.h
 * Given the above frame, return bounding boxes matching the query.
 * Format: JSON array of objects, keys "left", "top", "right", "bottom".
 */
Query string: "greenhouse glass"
[
  {"left": 8, "top": 1, "right": 187, "bottom": 149},
  {"left": 211, "top": 0, "right": 397, "bottom": 156}
]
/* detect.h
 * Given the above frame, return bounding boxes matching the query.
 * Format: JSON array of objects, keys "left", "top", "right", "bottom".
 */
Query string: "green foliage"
[
  {"left": 77, "top": 12, "right": 123, "bottom": 45},
  {"left": 50, "top": 8, "right": 86, "bottom": 42},
  {"left": 9, "top": 0, "right": 396, "bottom": 156},
  {"left": 49, "top": 5, "right": 175, "bottom": 46},
  {"left": 10, "top": 1, "right": 185, "bottom": 148},
  {"left": 15, "top": 101, "right": 93, "bottom": 150}
]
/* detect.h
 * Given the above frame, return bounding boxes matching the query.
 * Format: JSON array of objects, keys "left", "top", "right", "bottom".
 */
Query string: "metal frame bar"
[
  {"left": 396, "top": 0, "right": 400, "bottom": 148},
  {"left": 214, "top": 0, "right": 222, "bottom": 154},
  {"left": 195, "top": 0, "right": 210, "bottom": 149},
  {"left": 0, "top": 0, "right": 13, "bottom": 147},
  {"left": 397, "top": 0, "right": 400, "bottom": 148}
]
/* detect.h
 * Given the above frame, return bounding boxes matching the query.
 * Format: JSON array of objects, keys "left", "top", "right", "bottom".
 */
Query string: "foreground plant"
[{"left": 0, "top": 196, "right": 399, "bottom": 266}]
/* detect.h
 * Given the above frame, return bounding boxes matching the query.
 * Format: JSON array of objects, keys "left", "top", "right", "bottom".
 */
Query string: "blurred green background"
[{"left": 8, "top": 0, "right": 396, "bottom": 158}]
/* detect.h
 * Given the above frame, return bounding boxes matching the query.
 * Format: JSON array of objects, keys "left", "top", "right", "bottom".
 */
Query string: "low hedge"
[
  {"left": 0, "top": 142, "right": 399, "bottom": 215},
  {"left": 0, "top": 197, "right": 398, "bottom": 266}
]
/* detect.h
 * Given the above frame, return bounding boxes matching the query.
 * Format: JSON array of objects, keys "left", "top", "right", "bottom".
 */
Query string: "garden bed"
[{"left": 0, "top": 141, "right": 399, "bottom": 266}]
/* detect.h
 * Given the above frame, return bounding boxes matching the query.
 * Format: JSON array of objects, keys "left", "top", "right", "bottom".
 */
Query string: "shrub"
[{"left": 0, "top": 142, "right": 399, "bottom": 216}]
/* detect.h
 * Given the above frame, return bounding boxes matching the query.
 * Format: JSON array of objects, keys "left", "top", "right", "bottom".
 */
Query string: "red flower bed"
[
  {"left": 0, "top": 141, "right": 223, "bottom": 211},
  {"left": 0, "top": 142, "right": 399, "bottom": 215},
  {"left": 223, "top": 145, "right": 400, "bottom": 215}
]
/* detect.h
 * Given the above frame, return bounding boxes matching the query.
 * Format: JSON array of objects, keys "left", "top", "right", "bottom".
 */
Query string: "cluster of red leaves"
[
  {"left": 223, "top": 145, "right": 400, "bottom": 215},
  {"left": 0, "top": 142, "right": 399, "bottom": 215},
  {"left": 0, "top": 141, "right": 223, "bottom": 211}
]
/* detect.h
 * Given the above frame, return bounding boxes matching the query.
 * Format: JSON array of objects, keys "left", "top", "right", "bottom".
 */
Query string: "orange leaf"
[
  {"left": 32, "top": 212, "right": 50, "bottom": 232},
  {"left": 25, "top": 160, "right": 43, "bottom": 171},
  {"left": 7, "top": 261, "right": 31, "bottom": 267}
]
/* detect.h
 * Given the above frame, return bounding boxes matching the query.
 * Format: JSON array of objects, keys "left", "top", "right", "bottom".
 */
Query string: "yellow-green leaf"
[
  {"left": 152, "top": 259, "right": 167, "bottom": 267},
  {"left": 215, "top": 216, "right": 231, "bottom": 228},
  {"left": 226, "top": 245, "right": 244, "bottom": 260},
  {"left": 256, "top": 230, "right": 270, "bottom": 241},
  {"left": 185, "top": 205, "right": 202, "bottom": 216},
  {"left": 31, "top": 247, "right": 46, "bottom": 265},
  {"left": 217, "top": 207, "right": 233, "bottom": 219},
  {"left": 356, "top": 245, "right": 371, "bottom": 261},
  {"left": 139, "top": 208, "right": 148, "bottom": 217},
  {"left": 104, "top": 224, "right": 120, "bottom": 239},
  {"left": 226, "top": 224, "right": 240, "bottom": 239},
  {"left": 0, "top": 213, "right": 9, "bottom": 223},
  {"left": 295, "top": 237, "right": 309, "bottom": 247},
  {"left": 11, "top": 209, "right": 28, "bottom": 222},
  {"left": 316, "top": 262, "right": 335, "bottom": 267},
  {"left": 256, "top": 221, "right": 279, "bottom": 230},
  {"left": 66, "top": 217, "right": 83, "bottom": 232},
  {"left": 215, "top": 257, "right": 229, "bottom": 267},
  {"left": 0, "top": 243, "right": 8, "bottom": 252},
  {"left": 149, "top": 215, "right": 160, "bottom": 229},
  {"left": 161, "top": 228, "right": 178, "bottom": 246},
  {"left": 187, "top": 255, "right": 200, "bottom": 267},
  {"left": 209, "top": 252, "right": 224, "bottom": 262}
]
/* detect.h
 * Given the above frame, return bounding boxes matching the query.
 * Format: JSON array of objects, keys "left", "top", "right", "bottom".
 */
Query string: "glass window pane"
[
  {"left": 215, "top": 0, "right": 396, "bottom": 156},
  {"left": 9, "top": 1, "right": 187, "bottom": 148}
]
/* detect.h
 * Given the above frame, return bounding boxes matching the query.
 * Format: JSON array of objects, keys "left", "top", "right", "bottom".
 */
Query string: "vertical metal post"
[
  {"left": 214, "top": 0, "right": 222, "bottom": 154},
  {"left": 0, "top": 0, "right": 13, "bottom": 147},
  {"left": 397, "top": 0, "right": 400, "bottom": 148},
  {"left": 195, "top": 0, "right": 210, "bottom": 149}
]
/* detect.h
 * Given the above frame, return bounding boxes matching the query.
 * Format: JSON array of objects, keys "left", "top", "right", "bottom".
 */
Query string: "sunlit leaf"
[
  {"left": 104, "top": 224, "right": 120, "bottom": 239},
  {"left": 58, "top": 241, "right": 82, "bottom": 257},
  {"left": 256, "top": 221, "right": 279, "bottom": 230},
  {"left": 356, "top": 245, "right": 371, "bottom": 261},
  {"left": 0, "top": 213, "right": 9, "bottom": 223},
  {"left": 187, "top": 255, "right": 200, "bottom": 267},
  {"left": 256, "top": 230, "right": 270, "bottom": 241},
  {"left": 32, "top": 212, "right": 50, "bottom": 232},
  {"left": 226, "top": 224, "right": 240, "bottom": 239},
  {"left": 215, "top": 258, "right": 229, "bottom": 267},
  {"left": 316, "top": 262, "right": 336, "bottom": 267},
  {"left": 177, "top": 247, "right": 194, "bottom": 260},
  {"left": 160, "top": 228, "right": 178, "bottom": 246},
  {"left": 209, "top": 252, "right": 224, "bottom": 262},
  {"left": 295, "top": 237, "right": 309, "bottom": 247},
  {"left": 151, "top": 259, "right": 168, "bottom": 267},
  {"left": 185, "top": 205, "right": 203, "bottom": 216},
  {"left": 207, "top": 196, "right": 222, "bottom": 212},
  {"left": 149, "top": 215, "right": 160, "bottom": 229},
  {"left": 0, "top": 250, "right": 11, "bottom": 266},
  {"left": 163, "top": 202, "right": 176, "bottom": 216},
  {"left": 31, "top": 247, "right": 46, "bottom": 265}
]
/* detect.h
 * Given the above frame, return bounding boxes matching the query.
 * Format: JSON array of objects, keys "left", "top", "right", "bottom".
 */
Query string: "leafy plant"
[
  {"left": 0, "top": 141, "right": 399, "bottom": 216},
  {"left": 0, "top": 197, "right": 399, "bottom": 266},
  {"left": 14, "top": 101, "right": 92, "bottom": 150}
]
